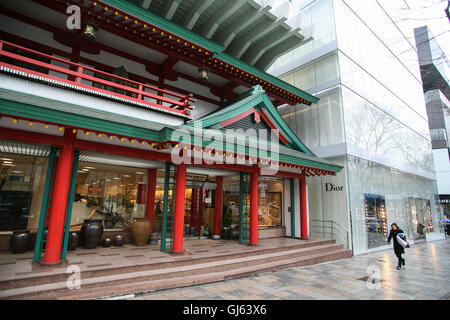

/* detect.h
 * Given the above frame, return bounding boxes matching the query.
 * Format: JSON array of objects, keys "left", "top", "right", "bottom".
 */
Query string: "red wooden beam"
[
  {"left": 73, "top": 139, "right": 172, "bottom": 162},
  {"left": 0, "top": 126, "right": 65, "bottom": 147},
  {"left": 272, "top": 171, "right": 303, "bottom": 179}
]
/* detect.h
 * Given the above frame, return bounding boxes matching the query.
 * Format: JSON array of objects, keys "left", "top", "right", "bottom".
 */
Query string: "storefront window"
[
  {"left": 222, "top": 176, "right": 242, "bottom": 228},
  {"left": 153, "top": 173, "right": 215, "bottom": 238},
  {"left": 71, "top": 162, "right": 148, "bottom": 229},
  {"left": 364, "top": 193, "right": 388, "bottom": 249},
  {"left": 0, "top": 153, "right": 48, "bottom": 231},
  {"left": 258, "top": 177, "right": 283, "bottom": 227},
  {"left": 407, "top": 197, "right": 434, "bottom": 240},
  {"left": 222, "top": 176, "right": 284, "bottom": 229}
]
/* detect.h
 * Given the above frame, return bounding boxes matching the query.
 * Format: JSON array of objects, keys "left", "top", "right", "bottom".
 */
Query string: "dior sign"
[{"left": 325, "top": 183, "right": 344, "bottom": 192}]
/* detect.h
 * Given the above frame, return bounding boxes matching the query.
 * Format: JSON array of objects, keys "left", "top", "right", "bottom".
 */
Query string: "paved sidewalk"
[{"left": 124, "top": 239, "right": 450, "bottom": 300}]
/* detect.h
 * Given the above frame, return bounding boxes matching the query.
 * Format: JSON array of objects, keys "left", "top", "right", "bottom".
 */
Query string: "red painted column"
[
  {"left": 145, "top": 169, "right": 157, "bottom": 233},
  {"left": 249, "top": 168, "right": 259, "bottom": 245},
  {"left": 171, "top": 163, "right": 187, "bottom": 253},
  {"left": 43, "top": 130, "right": 75, "bottom": 264},
  {"left": 214, "top": 176, "right": 223, "bottom": 236},
  {"left": 299, "top": 174, "right": 308, "bottom": 239}
]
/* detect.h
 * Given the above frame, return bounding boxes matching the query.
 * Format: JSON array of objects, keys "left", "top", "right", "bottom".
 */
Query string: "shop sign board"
[{"left": 324, "top": 183, "right": 344, "bottom": 192}]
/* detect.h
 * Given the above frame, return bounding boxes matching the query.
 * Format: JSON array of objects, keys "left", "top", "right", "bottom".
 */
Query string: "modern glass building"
[
  {"left": 267, "top": 0, "right": 445, "bottom": 254},
  {"left": 414, "top": 25, "right": 450, "bottom": 219}
]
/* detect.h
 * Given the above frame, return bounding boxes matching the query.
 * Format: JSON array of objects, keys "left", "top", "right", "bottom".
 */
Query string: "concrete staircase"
[{"left": 0, "top": 239, "right": 352, "bottom": 300}]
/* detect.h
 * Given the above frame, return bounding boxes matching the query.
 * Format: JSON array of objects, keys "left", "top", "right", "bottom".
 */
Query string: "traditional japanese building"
[{"left": 0, "top": 0, "right": 345, "bottom": 272}]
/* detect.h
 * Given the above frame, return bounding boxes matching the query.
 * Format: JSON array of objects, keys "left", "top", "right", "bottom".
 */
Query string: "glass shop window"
[
  {"left": 258, "top": 177, "right": 283, "bottom": 227},
  {"left": 0, "top": 153, "right": 48, "bottom": 231},
  {"left": 364, "top": 194, "right": 388, "bottom": 249},
  {"left": 71, "top": 162, "right": 147, "bottom": 229}
]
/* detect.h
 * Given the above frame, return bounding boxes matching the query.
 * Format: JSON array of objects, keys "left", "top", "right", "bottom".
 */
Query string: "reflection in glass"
[
  {"left": 0, "top": 153, "right": 48, "bottom": 231},
  {"left": 364, "top": 193, "right": 388, "bottom": 249},
  {"left": 223, "top": 176, "right": 284, "bottom": 228},
  {"left": 72, "top": 162, "right": 147, "bottom": 228}
]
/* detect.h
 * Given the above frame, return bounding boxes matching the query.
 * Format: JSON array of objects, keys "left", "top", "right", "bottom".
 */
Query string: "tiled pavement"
[{"left": 124, "top": 239, "right": 450, "bottom": 300}]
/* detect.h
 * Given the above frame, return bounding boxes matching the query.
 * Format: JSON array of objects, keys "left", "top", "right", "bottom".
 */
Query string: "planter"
[
  {"left": 81, "top": 219, "right": 104, "bottom": 249},
  {"left": 10, "top": 230, "right": 30, "bottom": 254},
  {"left": 130, "top": 217, "right": 151, "bottom": 245},
  {"left": 104, "top": 216, "right": 115, "bottom": 229},
  {"left": 102, "top": 238, "right": 113, "bottom": 247},
  {"left": 113, "top": 234, "right": 124, "bottom": 247},
  {"left": 68, "top": 231, "right": 80, "bottom": 251}
]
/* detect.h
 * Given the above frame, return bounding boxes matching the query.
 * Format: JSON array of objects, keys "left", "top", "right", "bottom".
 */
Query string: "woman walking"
[{"left": 387, "top": 223, "right": 406, "bottom": 270}]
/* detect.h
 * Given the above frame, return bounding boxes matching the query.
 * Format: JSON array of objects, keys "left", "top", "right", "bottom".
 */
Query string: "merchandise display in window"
[
  {"left": 0, "top": 153, "right": 48, "bottom": 231},
  {"left": 364, "top": 194, "right": 387, "bottom": 249}
]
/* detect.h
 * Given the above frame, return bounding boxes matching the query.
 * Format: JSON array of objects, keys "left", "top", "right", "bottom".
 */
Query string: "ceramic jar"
[
  {"left": 102, "top": 238, "right": 113, "bottom": 247},
  {"left": 67, "top": 231, "right": 80, "bottom": 251},
  {"left": 130, "top": 217, "right": 151, "bottom": 245},
  {"left": 81, "top": 219, "right": 104, "bottom": 249},
  {"left": 10, "top": 230, "right": 30, "bottom": 254},
  {"left": 113, "top": 234, "right": 124, "bottom": 247}
]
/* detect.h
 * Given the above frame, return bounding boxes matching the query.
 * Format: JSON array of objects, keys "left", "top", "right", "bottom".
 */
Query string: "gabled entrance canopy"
[{"left": 168, "top": 86, "right": 343, "bottom": 176}]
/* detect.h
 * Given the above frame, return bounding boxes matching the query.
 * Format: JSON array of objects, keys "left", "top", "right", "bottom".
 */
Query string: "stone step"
[
  {"left": 0, "top": 238, "right": 336, "bottom": 290},
  {"left": 0, "top": 244, "right": 350, "bottom": 299},
  {"left": 44, "top": 248, "right": 352, "bottom": 300}
]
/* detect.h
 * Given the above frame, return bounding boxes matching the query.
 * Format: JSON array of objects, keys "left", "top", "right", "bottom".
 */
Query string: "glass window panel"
[
  {"left": 0, "top": 153, "right": 48, "bottom": 231},
  {"left": 71, "top": 162, "right": 148, "bottom": 228}
]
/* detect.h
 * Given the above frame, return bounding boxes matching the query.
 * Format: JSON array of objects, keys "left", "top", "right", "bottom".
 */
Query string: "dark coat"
[{"left": 388, "top": 228, "right": 405, "bottom": 254}]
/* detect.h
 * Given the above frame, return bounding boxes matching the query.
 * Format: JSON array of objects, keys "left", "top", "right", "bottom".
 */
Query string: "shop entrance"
[
  {"left": 407, "top": 197, "right": 433, "bottom": 240},
  {"left": 154, "top": 166, "right": 238, "bottom": 250},
  {"left": 222, "top": 175, "right": 285, "bottom": 243}
]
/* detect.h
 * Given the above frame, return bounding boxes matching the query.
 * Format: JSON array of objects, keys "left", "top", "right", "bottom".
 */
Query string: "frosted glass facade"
[{"left": 269, "top": 0, "right": 444, "bottom": 254}]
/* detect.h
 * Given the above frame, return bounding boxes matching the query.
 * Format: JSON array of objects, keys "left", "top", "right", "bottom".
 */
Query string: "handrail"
[
  {"left": 310, "top": 219, "right": 350, "bottom": 250},
  {"left": 0, "top": 40, "right": 195, "bottom": 116}
]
